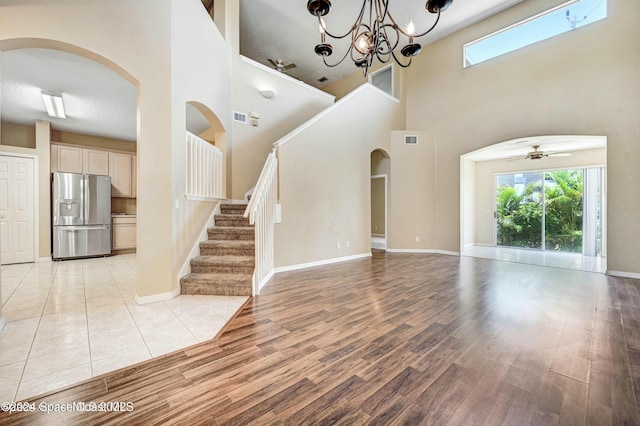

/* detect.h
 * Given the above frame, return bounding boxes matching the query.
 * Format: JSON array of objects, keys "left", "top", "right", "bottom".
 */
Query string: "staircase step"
[
  {"left": 214, "top": 214, "right": 251, "bottom": 227},
  {"left": 220, "top": 204, "right": 248, "bottom": 215},
  {"left": 208, "top": 226, "right": 254, "bottom": 241},
  {"left": 190, "top": 255, "right": 255, "bottom": 274},
  {"left": 180, "top": 273, "right": 252, "bottom": 296},
  {"left": 200, "top": 240, "right": 255, "bottom": 256}
]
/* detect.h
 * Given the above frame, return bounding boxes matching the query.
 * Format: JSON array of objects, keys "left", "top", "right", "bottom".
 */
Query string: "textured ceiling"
[{"left": 1, "top": 48, "right": 138, "bottom": 142}]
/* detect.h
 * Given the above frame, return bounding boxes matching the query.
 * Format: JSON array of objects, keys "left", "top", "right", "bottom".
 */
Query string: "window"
[
  {"left": 464, "top": 0, "right": 607, "bottom": 68},
  {"left": 369, "top": 65, "right": 394, "bottom": 97}
]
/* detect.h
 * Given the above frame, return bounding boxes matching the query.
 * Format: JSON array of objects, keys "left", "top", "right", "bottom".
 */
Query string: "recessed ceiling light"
[{"left": 41, "top": 90, "right": 66, "bottom": 119}]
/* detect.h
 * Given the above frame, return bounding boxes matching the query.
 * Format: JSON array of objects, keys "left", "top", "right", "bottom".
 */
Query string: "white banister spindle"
[
  {"left": 244, "top": 149, "right": 278, "bottom": 295},
  {"left": 186, "top": 131, "right": 224, "bottom": 200}
]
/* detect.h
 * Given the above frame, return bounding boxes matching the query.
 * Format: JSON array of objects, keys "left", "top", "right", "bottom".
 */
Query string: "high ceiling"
[
  {"left": 1, "top": 0, "right": 526, "bottom": 143},
  {"left": 240, "top": 0, "right": 524, "bottom": 87}
]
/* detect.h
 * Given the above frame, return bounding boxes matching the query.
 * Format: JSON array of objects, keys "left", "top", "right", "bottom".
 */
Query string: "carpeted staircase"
[{"left": 180, "top": 203, "right": 254, "bottom": 296}]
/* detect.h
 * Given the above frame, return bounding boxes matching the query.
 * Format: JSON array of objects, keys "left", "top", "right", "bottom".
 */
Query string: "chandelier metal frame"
[{"left": 307, "top": 0, "right": 453, "bottom": 75}]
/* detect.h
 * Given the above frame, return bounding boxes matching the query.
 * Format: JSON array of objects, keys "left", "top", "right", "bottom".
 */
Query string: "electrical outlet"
[
  {"left": 346, "top": 241, "right": 350, "bottom": 248},
  {"left": 175, "top": 199, "right": 180, "bottom": 209},
  {"left": 416, "top": 236, "right": 420, "bottom": 242},
  {"left": 337, "top": 242, "right": 341, "bottom": 249}
]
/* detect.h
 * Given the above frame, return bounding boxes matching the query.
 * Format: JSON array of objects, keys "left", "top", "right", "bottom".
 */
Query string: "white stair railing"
[
  {"left": 186, "top": 131, "right": 224, "bottom": 199},
  {"left": 244, "top": 148, "right": 278, "bottom": 295}
]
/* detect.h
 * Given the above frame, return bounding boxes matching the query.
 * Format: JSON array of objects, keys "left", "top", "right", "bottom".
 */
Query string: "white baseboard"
[
  {"left": 607, "top": 270, "right": 640, "bottom": 280},
  {"left": 38, "top": 257, "right": 52, "bottom": 263},
  {"left": 275, "top": 253, "right": 372, "bottom": 274},
  {"left": 257, "top": 269, "right": 275, "bottom": 294},
  {"left": 386, "top": 249, "right": 460, "bottom": 256},
  {"left": 474, "top": 243, "right": 495, "bottom": 248},
  {"left": 135, "top": 288, "right": 180, "bottom": 305},
  {"left": 0, "top": 317, "right": 6, "bottom": 332}
]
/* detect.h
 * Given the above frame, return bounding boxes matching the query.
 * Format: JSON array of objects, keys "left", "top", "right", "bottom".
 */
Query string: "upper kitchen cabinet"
[
  {"left": 53, "top": 144, "right": 83, "bottom": 173},
  {"left": 51, "top": 144, "right": 110, "bottom": 175},
  {"left": 51, "top": 143, "right": 137, "bottom": 198},
  {"left": 109, "top": 152, "right": 135, "bottom": 198},
  {"left": 82, "top": 149, "right": 110, "bottom": 175}
]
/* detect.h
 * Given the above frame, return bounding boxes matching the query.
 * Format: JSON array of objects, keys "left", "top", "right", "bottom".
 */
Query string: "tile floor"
[
  {"left": 463, "top": 245, "right": 606, "bottom": 273},
  {"left": 0, "top": 254, "right": 248, "bottom": 402}
]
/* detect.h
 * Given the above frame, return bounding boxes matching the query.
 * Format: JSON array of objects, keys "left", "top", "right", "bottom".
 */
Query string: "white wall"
[
  {"left": 230, "top": 56, "right": 334, "bottom": 199},
  {"left": 473, "top": 147, "right": 606, "bottom": 246},
  {"left": 274, "top": 85, "right": 403, "bottom": 268}
]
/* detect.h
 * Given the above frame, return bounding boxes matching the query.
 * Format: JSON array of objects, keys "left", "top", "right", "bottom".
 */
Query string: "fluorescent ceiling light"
[{"left": 41, "top": 90, "right": 66, "bottom": 119}]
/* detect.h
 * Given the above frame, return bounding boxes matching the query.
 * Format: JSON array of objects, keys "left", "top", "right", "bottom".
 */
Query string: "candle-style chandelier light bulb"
[{"left": 307, "top": 0, "right": 453, "bottom": 75}]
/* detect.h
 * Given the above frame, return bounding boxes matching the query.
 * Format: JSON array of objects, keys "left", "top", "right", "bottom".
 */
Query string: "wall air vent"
[
  {"left": 233, "top": 111, "right": 248, "bottom": 124},
  {"left": 404, "top": 135, "right": 418, "bottom": 145},
  {"left": 317, "top": 76, "right": 328, "bottom": 83}
]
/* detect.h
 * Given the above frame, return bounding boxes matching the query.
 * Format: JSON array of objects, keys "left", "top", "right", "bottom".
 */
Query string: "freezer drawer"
[{"left": 53, "top": 225, "right": 111, "bottom": 259}]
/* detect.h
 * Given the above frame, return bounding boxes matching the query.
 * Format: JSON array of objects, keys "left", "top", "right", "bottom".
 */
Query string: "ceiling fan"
[
  {"left": 268, "top": 59, "right": 297, "bottom": 75},
  {"left": 508, "top": 145, "right": 572, "bottom": 161}
]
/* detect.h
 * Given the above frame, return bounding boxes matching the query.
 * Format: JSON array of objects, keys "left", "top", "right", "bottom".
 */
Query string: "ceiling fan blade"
[
  {"left": 267, "top": 59, "right": 277, "bottom": 67},
  {"left": 284, "top": 63, "right": 297, "bottom": 70},
  {"left": 548, "top": 153, "right": 572, "bottom": 157}
]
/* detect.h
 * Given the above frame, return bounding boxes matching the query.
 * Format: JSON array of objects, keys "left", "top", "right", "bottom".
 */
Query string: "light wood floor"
[{"left": 1, "top": 252, "right": 639, "bottom": 425}]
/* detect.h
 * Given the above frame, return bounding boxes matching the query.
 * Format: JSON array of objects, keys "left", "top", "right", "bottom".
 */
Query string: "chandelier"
[{"left": 307, "top": 0, "right": 453, "bottom": 75}]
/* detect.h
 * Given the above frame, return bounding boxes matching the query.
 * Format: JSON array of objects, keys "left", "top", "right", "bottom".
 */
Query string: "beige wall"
[
  {"left": 274, "top": 85, "right": 403, "bottom": 267},
  {"left": 371, "top": 177, "right": 386, "bottom": 235},
  {"left": 461, "top": 157, "right": 476, "bottom": 248},
  {"left": 230, "top": 57, "right": 334, "bottom": 200},
  {"left": 0, "top": 0, "right": 233, "bottom": 299},
  {"left": 388, "top": 131, "right": 436, "bottom": 250},
  {"left": 52, "top": 129, "right": 136, "bottom": 153},
  {"left": 404, "top": 0, "right": 640, "bottom": 274},
  {"left": 371, "top": 150, "right": 390, "bottom": 235},
  {"left": 1, "top": 122, "right": 36, "bottom": 148},
  {"left": 473, "top": 147, "right": 606, "bottom": 246}
]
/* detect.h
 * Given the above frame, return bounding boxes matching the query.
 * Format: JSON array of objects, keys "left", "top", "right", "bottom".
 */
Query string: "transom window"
[{"left": 464, "top": 0, "right": 607, "bottom": 68}]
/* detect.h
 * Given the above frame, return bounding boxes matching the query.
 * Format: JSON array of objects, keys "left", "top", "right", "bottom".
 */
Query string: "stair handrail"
[{"left": 244, "top": 148, "right": 278, "bottom": 294}]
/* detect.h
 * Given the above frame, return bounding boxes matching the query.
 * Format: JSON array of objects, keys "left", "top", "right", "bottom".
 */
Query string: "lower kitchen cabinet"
[{"left": 112, "top": 216, "right": 136, "bottom": 250}]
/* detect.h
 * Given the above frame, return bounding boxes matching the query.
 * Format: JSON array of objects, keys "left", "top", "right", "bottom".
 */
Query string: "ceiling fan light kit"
[{"left": 307, "top": 0, "right": 453, "bottom": 75}]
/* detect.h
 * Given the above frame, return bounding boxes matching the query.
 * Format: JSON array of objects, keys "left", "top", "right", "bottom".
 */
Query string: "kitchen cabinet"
[
  {"left": 109, "top": 152, "right": 134, "bottom": 197},
  {"left": 112, "top": 215, "right": 136, "bottom": 250},
  {"left": 51, "top": 143, "right": 136, "bottom": 198},
  {"left": 82, "top": 149, "right": 109, "bottom": 175},
  {"left": 56, "top": 145, "right": 83, "bottom": 173}
]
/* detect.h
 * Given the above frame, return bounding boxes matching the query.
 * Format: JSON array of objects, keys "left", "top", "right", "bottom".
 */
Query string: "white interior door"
[{"left": 0, "top": 155, "right": 35, "bottom": 264}]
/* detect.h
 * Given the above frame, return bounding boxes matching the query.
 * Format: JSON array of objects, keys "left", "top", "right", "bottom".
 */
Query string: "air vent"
[
  {"left": 233, "top": 111, "right": 248, "bottom": 124},
  {"left": 317, "top": 76, "right": 328, "bottom": 83},
  {"left": 404, "top": 135, "right": 418, "bottom": 145}
]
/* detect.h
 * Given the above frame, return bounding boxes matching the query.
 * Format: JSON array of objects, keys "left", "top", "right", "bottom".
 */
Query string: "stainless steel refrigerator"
[{"left": 52, "top": 172, "right": 111, "bottom": 260}]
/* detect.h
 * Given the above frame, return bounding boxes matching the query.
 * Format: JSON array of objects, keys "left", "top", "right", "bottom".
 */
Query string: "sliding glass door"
[
  {"left": 496, "top": 168, "right": 601, "bottom": 254},
  {"left": 496, "top": 172, "right": 543, "bottom": 249},
  {"left": 544, "top": 170, "right": 583, "bottom": 252}
]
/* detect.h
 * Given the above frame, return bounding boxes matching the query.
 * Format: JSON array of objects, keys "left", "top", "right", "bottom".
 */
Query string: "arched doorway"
[
  {"left": 371, "top": 149, "right": 390, "bottom": 250},
  {"left": 460, "top": 135, "right": 607, "bottom": 272}
]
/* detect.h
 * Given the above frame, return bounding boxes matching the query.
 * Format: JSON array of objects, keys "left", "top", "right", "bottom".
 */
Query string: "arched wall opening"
[
  {"left": 371, "top": 148, "right": 390, "bottom": 250},
  {"left": 460, "top": 135, "right": 607, "bottom": 272},
  {"left": 0, "top": 39, "right": 140, "bottom": 267}
]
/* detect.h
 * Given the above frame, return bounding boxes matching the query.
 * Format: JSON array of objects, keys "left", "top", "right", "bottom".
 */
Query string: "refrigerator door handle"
[{"left": 58, "top": 225, "right": 110, "bottom": 231}]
